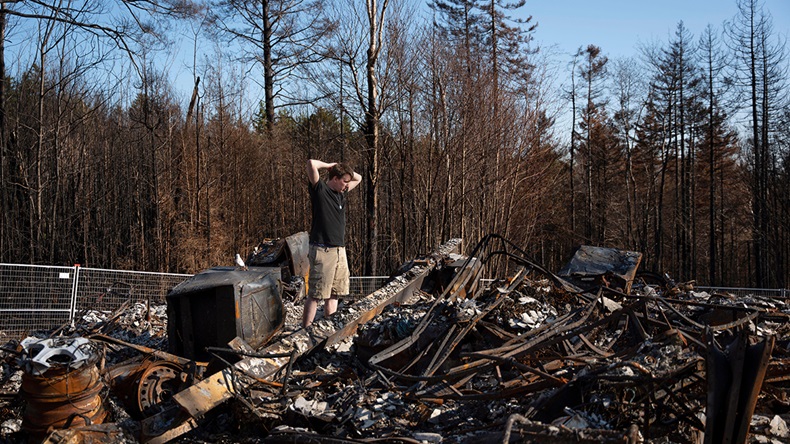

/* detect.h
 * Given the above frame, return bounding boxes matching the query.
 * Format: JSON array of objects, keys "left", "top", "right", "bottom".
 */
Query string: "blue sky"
[
  {"left": 524, "top": 0, "right": 789, "bottom": 59},
  {"left": 137, "top": 0, "right": 790, "bottom": 109}
]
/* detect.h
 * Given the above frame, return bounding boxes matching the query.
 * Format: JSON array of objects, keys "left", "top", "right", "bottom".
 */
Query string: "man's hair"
[{"left": 328, "top": 163, "right": 355, "bottom": 180}]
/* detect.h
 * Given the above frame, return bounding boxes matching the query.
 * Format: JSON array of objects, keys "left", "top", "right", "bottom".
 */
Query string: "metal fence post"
[{"left": 69, "top": 264, "right": 81, "bottom": 325}]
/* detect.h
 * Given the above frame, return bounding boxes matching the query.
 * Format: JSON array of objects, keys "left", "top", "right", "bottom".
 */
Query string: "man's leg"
[
  {"left": 328, "top": 247, "right": 350, "bottom": 319},
  {"left": 302, "top": 296, "right": 319, "bottom": 328},
  {"left": 303, "top": 245, "right": 338, "bottom": 328},
  {"left": 325, "top": 296, "right": 339, "bottom": 316}
]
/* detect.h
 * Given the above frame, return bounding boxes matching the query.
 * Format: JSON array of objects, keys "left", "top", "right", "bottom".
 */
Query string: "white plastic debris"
[
  {"left": 518, "top": 296, "right": 538, "bottom": 304},
  {"left": 0, "top": 419, "right": 21, "bottom": 435},
  {"left": 757, "top": 325, "right": 777, "bottom": 336},
  {"left": 332, "top": 338, "right": 354, "bottom": 353},
  {"left": 460, "top": 299, "right": 476, "bottom": 309},
  {"left": 509, "top": 319, "right": 528, "bottom": 329},
  {"left": 552, "top": 414, "right": 589, "bottom": 429},
  {"left": 600, "top": 296, "right": 622, "bottom": 312},
  {"left": 19, "top": 337, "right": 93, "bottom": 375},
  {"left": 770, "top": 415, "right": 789, "bottom": 438},
  {"left": 292, "top": 396, "right": 330, "bottom": 417}
]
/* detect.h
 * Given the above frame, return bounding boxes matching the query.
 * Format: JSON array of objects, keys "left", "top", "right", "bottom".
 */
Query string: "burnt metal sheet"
[
  {"left": 705, "top": 328, "right": 775, "bottom": 444},
  {"left": 246, "top": 232, "right": 309, "bottom": 281},
  {"left": 171, "top": 366, "right": 238, "bottom": 418},
  {"left": 284, "top": 231, "right": 310, "bottom": 280},
  {"left": 557, "top": 245, "right": 643, "bottom": 293},
  {"left": 168, "top": 267, "right": 278, "bottom": 294},
  {"left": 247, "top": 239, "right": 287, "bottom": 266},
  {"left": 166, "top": 266, "right": 283, "bottom": 361}
]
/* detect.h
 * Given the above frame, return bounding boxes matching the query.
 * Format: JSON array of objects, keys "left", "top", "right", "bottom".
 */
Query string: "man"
[{"left": 303, "top": 159, "right": 362, "bottom": 328}]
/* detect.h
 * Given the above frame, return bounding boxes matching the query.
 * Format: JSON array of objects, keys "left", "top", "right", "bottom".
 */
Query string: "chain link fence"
[
  {"left": 0, "top": 264, "right": 77, "bottom": 341},
  {"left": 349, "top": 276, "right": 390, "bottom": 298},
  {"left": 0, "top": 264, "right": 391, "bottom": 341},
  {"left": 0, "top": 264, "right": 191, "bottom": 341}
]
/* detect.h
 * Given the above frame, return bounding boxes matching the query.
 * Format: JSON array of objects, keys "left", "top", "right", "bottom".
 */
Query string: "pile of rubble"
[{"left": 2, "top": 236, "right": 790, "bottom": 443}]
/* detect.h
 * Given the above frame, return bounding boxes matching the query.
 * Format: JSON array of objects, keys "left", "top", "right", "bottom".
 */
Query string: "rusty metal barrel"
[{"left": 19, "top": 338, "right": 107, "bottom": 439}]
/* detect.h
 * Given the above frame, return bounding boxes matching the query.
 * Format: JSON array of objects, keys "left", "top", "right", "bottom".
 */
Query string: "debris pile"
[{"left": 2, "top": 236, "right": 790, "bottom": 444}]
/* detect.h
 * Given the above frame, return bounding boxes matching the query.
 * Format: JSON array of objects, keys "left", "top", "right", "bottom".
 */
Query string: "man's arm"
[
  {"left": 307, "top": 159, "right": 336, "bottom": 185},
  {"left": 346, "top": 172, "right": 362, "bottom": 192}
]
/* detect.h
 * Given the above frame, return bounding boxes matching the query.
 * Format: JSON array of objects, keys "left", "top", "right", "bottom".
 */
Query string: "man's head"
[{"left": 327, "top": 163, "right": 355, "bottom": 192}]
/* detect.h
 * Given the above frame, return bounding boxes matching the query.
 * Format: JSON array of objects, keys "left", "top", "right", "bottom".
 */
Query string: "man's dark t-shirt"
[{"left": 309, "top": 180, "right": 346, "bottom": 246}]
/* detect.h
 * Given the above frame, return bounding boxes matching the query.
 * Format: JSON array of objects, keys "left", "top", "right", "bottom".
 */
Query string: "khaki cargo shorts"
[{"left": 307, "top": 245, "right": 350, "bottom": 300}]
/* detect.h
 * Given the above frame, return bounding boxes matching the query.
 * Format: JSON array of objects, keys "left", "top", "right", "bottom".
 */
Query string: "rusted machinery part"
[
  {"left": 21, "top": 359, "right": 102, "bottom": 396},
  {"left": 107, "top": 358, "right": 186, "bottom": 419},
  {"left": 137, "top": 361, "right": 184, "bottom": 416},
  {"left": 21, "top": 364, "right": 107, "bottom": 438}
]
